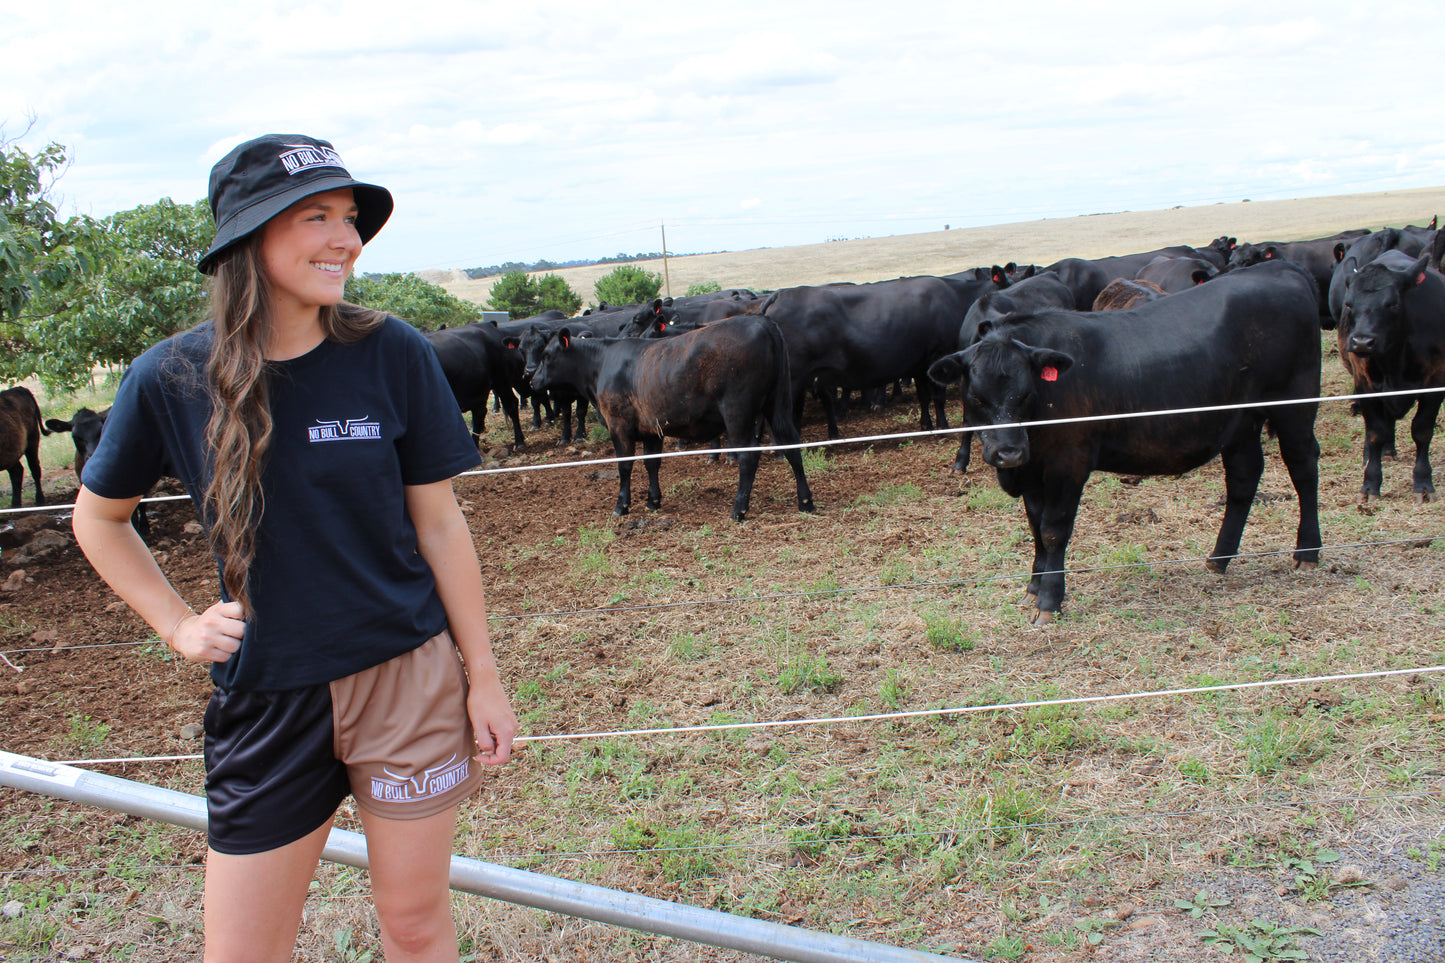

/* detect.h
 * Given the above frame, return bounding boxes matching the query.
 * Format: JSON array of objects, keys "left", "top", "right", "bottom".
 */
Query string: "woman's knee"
[{"left": 375, "top": 889, "right": 455, "bottom": 956}]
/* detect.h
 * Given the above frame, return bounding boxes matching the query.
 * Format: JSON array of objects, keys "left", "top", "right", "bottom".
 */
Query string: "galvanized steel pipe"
[{"left": 1, "top": 751, "right": 970, "bottom": 963}]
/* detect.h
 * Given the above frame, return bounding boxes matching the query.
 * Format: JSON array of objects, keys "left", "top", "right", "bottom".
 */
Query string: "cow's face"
[
  {"left": 1343, "top": 255, "right": 1429, "bottom": 358},
  {"left": 929, "top": 337, "right": 1074, "bottom": 470},
  {"left": 531, "top": 329, "right": 584, "bottom": 392},
  {"left": 44, "top": 407, "right": 108, "bottom": 483}
]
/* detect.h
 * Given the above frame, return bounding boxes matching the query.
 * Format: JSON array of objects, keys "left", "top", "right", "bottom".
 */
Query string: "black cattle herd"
[{"left": 5, "top": 216, "right": 1442, "bottom": 621}]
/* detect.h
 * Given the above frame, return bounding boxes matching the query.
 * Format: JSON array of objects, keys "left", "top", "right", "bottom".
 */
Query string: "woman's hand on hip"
[{"left": 170, "top": 601, "right": 245, "bottom": 664}]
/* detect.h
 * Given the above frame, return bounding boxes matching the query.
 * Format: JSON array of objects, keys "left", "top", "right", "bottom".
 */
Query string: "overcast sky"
[{"left": 4, "top": 1, "right": 1443, "bottom": 275}]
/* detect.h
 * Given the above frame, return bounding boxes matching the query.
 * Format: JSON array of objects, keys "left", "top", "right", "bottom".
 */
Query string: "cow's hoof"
[
  {"left": 799, "top": 499, "right": 816, "bottom": 514},
  {"left": 613, "top": 508, "right": 629, "bottom": 517},
  {"left": 1356, "top": 491, "right": 1380, "bottom": 505},
  {"left": 1416, "top": 490, "right": 1435, "bottom": 504},
  {"left": 1030, "top": 609, "right": 1055, "bottom": 627},
  {"left": 1293, "top": 559, "right": 1319, "bottom": 571},
  {"left": 731, "top": 512, "right": 746, "bottom": 523},
  {"left": 1205, "top": 559, "right": 1228, "bottom": 575}
]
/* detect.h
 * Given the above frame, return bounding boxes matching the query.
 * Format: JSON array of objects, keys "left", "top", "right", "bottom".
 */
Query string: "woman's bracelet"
[{"left": 165, "top": 609, "right": 197, "bottom": 648}]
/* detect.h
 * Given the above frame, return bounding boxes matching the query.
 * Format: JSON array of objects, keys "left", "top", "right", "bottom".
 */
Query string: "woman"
[{"left": 72, "top": 133, "right": 516, "bottom": 963}]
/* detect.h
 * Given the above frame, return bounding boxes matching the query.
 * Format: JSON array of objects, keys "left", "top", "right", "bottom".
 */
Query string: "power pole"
[{"left": 661, "top": 222, "right": 671, "bottom": 299}]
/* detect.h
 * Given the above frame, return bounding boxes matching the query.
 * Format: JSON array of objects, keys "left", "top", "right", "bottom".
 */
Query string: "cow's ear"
[
  {"left": 1028, "top": 347, "right": 1074, "bottom": 382},
  {"left": 651, "top": 298, "right": 664, "bottom": 314},
  {"left": 504, "top": 337, "right": 519, "bottom": 349},
  {"left": 1409, "top": 253, "right": 1432, "bottom": 287},
  {"left": 1192, "top": 270, "right": 1211, "bottom": 286},
  {"left": 1004, "top": 262, "right": 1018, "bottom": 274},
  {"left": 558, "top": 327, "right": 574, "bottom": 348},
  {"left": 1020, "top": 264, "right": 1036, "bottom": 279},
  {"left": 1334, "top": 242, "right": 1347, "bottom": 263},
  {"left": 1262, "top": 245, "right": 1277, "bottom": 260},
  {"left": 976, "top": 319, "right": 996, "bottom": 340},
  {"left": 990, "top": 265, "right": 1007, "bottom": 284},
  {"left": 927, "top": 351, "right": 969, "bottom": 387}
]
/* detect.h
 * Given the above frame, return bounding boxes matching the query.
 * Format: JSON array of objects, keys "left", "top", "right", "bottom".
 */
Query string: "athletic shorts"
[{"left": 202, "top": 631, "right": 483, "bottom": 855}]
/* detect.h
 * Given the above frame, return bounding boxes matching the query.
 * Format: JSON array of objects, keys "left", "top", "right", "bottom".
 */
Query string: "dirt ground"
[{"left": 2, "top": 191, "right": 1444, "bottom": 962}]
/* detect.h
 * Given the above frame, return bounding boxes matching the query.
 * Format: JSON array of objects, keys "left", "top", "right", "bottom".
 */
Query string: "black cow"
[
  {"left": 529, "top": 316, "right": 815, "bottom": 521},
  {"left": 1134, "top": 255, "right": 1218, "bottom": 293},
  {"left": 1228, "top": 229, "right": 1371, "bottom": 322},
  {"left": 1, "top": 386, "right": 48, "bottom": 508},
  {"left": 947, "top": 273, "right": 1076, "bottom": 472},
  {"left": 515, "top": 319, "right": 593, "bottom": 444},
  {"left": 621, "top": 290, "right": 760, "bottom": 337},
  {"left": 927, "top": 260, "right": 1323, "bottom": 623},
  {"left": 423, "top": 323, "right": 525, "bottom": 449},
  {"left": 46, "top": 406, "right": 159, "bottom": 538},
  {"left": 1327, "top": 227, "right": 1432, "bottom": 328},
  {"left": 1337, "top": 250, "right": 1445, "bottom": 502},
  {"left": 761, "top": 275, "right": 988, "bottom": 438}
]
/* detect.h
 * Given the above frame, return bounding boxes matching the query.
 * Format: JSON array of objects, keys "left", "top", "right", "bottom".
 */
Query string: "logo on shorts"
[
  {"left": 307, "top": 417, "right": 382, "bottom": 443},
  {"left": 370, "top": 754, "right": 471, "bottom": 804},
  {"left": 279, "top": 144, "right": 346, "bottom": 175}
]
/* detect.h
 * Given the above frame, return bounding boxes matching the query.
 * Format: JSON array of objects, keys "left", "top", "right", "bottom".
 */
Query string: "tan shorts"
[{"left": 331, "top": 630, "right": 484, "bottom": 820}]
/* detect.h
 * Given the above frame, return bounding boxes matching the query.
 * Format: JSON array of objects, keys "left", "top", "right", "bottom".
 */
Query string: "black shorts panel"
[{"left": 203, "top": 683, "right": 350, "bottom": 856}]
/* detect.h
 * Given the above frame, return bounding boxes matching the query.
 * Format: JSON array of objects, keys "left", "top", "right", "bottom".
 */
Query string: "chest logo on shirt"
[{"left": 307, "top": 417, "right": 383, "bottom": 443}]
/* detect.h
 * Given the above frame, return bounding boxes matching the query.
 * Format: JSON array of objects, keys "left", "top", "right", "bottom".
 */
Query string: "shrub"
[
  {"left": 345, "top": 273, "right": 480, "bottom": 330},
  {"left": 594, "top": 264, "right": 663, "bottom": 306}
]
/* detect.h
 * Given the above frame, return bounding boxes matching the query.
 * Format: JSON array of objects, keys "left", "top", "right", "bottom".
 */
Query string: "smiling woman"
[{"left": 65, "top": 133, "right": 518, "bottom": 963}]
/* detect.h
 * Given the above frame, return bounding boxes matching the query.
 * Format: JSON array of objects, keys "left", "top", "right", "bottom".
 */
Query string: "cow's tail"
[
  {"left": 760, "top": 316, "right": 801, "bottom": 446},
  {"left": 22, "top": 386, "right": 50, "bottom": 437}
]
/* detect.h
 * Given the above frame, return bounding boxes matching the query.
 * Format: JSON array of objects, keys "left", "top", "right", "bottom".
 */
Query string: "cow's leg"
[
  {"left": 1274, "top": 416, "right": 1322, "bottom": 567},
  {"left": 642, "top": 436, "right": 664, "bottom": 511},
  {"left": 1357, "top": 400, "right": 1393, "bottom": 501},
  {"left": 6, "top": 464, "right": 21, "bottom": 509},
  {"left": 612, "top": 434, "right": 635, "bottom": 516},
  {"left": 530, "top": 393, "right": 544, "bottom": 431},
  {"left": 24, "top": 443, "right": 43, "bottom": 506},
  {"left": 495, "top": 387, "right": 526, "bottom": 450},
  {"left": 1409, "top": 395, "right": 1441, "bottom": 502},
  {"left": 730, "top": 444, "right": 760, "bottom": 521},
  {"left": 1207, "top": 428, "right": 1265, "bottom": 573},
  {"left": 1026, "top": 477, "right": 1084, "bottom": 622},
  {"left": 761, "top": 412, "right": 815, "bottom": 518},
  {"left": 558, "top": 397, "right": 574, "bottom": 444}
]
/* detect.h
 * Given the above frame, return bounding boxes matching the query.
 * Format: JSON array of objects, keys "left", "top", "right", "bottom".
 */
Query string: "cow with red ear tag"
[
  {"left": 927, "top": 259, "right": 1324, "bottom": 624},
  {"left": 1338, "top": 250, "right": 1445, "bottom": 503}
]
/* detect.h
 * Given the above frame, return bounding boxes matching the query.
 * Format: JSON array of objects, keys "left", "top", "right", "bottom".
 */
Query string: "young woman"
[{"left": 72, "top": 133, "right": 517, "bottom": 963}]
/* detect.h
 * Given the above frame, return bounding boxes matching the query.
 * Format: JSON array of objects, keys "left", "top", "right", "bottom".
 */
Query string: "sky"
[{"left": 3, "top": 1, "right": 1444, "bottom": 276}]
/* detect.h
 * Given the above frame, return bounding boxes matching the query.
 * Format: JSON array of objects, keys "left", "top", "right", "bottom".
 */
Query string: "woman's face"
[{"left": 259, "top": 187, "right": 361, "bottom": 320}]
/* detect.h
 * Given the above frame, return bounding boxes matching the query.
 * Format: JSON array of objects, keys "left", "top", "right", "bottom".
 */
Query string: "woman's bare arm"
[{"left": 71, "top": 484, "right": 244, "bottom": 663}]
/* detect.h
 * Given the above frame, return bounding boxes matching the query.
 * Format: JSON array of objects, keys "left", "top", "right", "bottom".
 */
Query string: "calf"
[
  {"left": 530, "top": 316, "right": 815, "bottom": 521},
  {"left": 47, "top": 406, "right": 157, "bottom": 537},
  {"left": 1337, "top": 250, "right": 1445, "bottom": 502},
  {"left": 0, "top": 386, "right": 48, "bottom": 508},
  {"left": 927, "top": 260, "right": 1323, "bottom": 623}
]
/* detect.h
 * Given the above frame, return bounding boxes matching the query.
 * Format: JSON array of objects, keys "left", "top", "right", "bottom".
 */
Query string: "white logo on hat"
[{"left": 278, "top": 144, "right": 346, "bottom": 175}]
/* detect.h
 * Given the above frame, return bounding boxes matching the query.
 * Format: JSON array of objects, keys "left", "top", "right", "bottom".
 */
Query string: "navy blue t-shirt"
[{"left": 82, "top": 317, "right": 480, "bottom": 691}]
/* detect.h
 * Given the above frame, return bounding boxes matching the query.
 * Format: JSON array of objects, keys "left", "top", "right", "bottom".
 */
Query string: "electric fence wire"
[
  {"left": 40, "top": 664, "right": 1445, "bottom": 767},
  {"left": 3, "top": 383, "right": 1442, "bottom": 519}
]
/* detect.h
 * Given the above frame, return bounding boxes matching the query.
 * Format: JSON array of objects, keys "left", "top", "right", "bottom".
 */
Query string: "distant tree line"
[{"left": 464, "top": 251, "right": 674, "bottom": 279}]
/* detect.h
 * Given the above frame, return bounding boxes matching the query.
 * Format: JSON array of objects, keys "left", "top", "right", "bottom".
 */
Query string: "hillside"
[{"left": 430, "top": 184, "right": 1445, "bottom": 306}]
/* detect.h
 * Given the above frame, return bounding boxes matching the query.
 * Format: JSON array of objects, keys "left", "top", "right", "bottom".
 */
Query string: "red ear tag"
[
  {"left": 659, "top": 321, "right": 667, "bottom": 330},
  {"left": 1041, "top": 366, "right": 1059, "bottom": 382},
  {"left": 560, "top": 335, "right": 570, "bottom": 348}
]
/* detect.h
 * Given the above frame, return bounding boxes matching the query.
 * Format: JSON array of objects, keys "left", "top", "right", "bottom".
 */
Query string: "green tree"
[
  {"left": 5, "top": 193, "right": 198, "bottom": 391},
  {"left": 486, "top": 269, "right": 538, "bottom": 319},
  {"left": 0, "top": 135, "right": 107, "bottom": 373},
  {"left": 594, "top": 264, "right": 663, "bottom": 307},
  {"left": 534, "top": 273, "right": 581, "bottom": 316},
  {"left": 344, "top": 272, "right": 480, "bottom": 330},
  {"left": 684, "top": 280, "right": 721, "bottom": 296}
]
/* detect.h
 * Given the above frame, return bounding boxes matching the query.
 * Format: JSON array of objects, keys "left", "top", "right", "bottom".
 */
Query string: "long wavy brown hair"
[{"left": 204, "top": 235, "right": 386, "bottom": 614}]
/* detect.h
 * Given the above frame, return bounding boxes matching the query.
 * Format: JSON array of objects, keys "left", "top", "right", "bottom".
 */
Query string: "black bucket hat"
[{"left": 197, "top": 133, "right": 393, "bottom": 275}]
